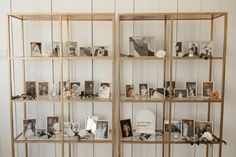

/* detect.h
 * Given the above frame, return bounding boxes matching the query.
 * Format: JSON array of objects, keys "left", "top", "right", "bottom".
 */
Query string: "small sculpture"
[{"left": 156, "top": 50, "right": 166, "bottom": 58}]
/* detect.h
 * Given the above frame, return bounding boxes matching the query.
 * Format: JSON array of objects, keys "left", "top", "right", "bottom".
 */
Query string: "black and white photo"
[
  {"left": 150, "top": 88, "right": 165, "bottom": 98},
  {"left": 202, "top": 81, "right": 214, "bottom": 97},
  {"left": 139, "top": 84, "right": 148, "bottom": 96},
  {"left": 174, "top": 89, "right": 188, "bottom": 98},
  {"left": 79, "top": 46, "right": 92, "bottom": 56},
  {"left": 129, "top": 36, "right": 155, "bottom": 56},
  {"left": 148, "top": 88, "right": 153, "bottom": 98},
  {"left": 31, "top": 42, "right": 42, "bottom": 57},
  {"left": 188, "top": 41, "right": 199, "bottom": 57},
  {"left": 120, "top": 119, "right": 133, "bottom": 138},
  {"left": 186, "top": 82, "right": 197, "bottom": 97},
  {"left": 182, "top": 119, "right": 194, "bottom": 138},
  {"left": 47, "top": 116, "right": 59, "bottom": 133},
  {"left": 38, "top": 82, "right": 49, "bottom": 97},
  {"left": 174, "top": 42, "right": 183, "bottom": 56},
  {"left": 64, "top": 122, "right": 80, "bottom": 136},
  {"left": 25, "top": 81, "right": 37, "bottom": 97},
  {"left": 66, "top": 42, "right": 78, "bottom": 57},
  {"left": 85, "top": 81, "right": 94, "bottom": 95},
  {"left": 99, "top": 82, "right": 110, "bottom": 98},
  {"left": 52, "top": 42, "right": 60, "bottom": 57},
  {"left": 23, "top": 119, "right": 36, "bottom": 138},
  {"left": 93, "top": 46, "right": 109, "bottom": 56},
  {"left": 200, "top": 41, "right": 213, "bottom": 56},
  {"left": 95, "top": 120, "right": 109, "bottom": 139}
]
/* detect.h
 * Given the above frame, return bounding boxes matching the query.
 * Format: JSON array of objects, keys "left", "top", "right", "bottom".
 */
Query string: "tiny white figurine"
[{"left": 156, "top": 50, "right": 166, "bottom": 58}]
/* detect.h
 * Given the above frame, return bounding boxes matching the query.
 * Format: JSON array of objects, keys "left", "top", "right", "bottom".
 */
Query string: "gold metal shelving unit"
[
  {"left": 7, "top": 13, "right": 115, "bottom": 157},
  {"left": 117, "top": 12, "right": 228, "bottom": 157}
]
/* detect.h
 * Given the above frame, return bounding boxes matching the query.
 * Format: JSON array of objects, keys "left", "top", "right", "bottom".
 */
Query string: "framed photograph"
[
  {"left": 93, "top": 46, "right": 109, "bottom": 56},
  {"left": 200, "top": 41, "right": 213, "bottom": 56},
  {"left": 70, "top": 82, "right": 80, "bottom": 97},
  {"left": 47, "top": 116, "right": 59, "bottom": 133},
  {"left": 58, "top": 81, "right": 69, "bottom": 95},
  {"left": 42, "top": 42, "right": 52, "bottom": 57},
  {"left": 174, "top": 42, "right": 183, "bottom": 57},
  {"left": 85, "top": 81, "right": 94, "bottom": 95},
  {"left": 120, "top": 119, "right": 133, "bottom": 138},
  {"left": 126, "top": 85, "right": 135, "bottom": 97},
  {"left": 181, "top": 119, "right": 195, "bottom": 138},
  {"left": 186, "top": 82, "right": 197, "bottom": 97},
  {"left": 129, "top": 36, "right": 155, "bottom": 56},
  {"left": 157, "top": 88, "right": 165, "bottom": 98},
  {"left": 148, "top": 88, "right": 153, "bottom": 98},
  {"left": 188, "top": 41, "right": 199, "bottom": 56},
  {"left": 23, "top": 119, "right": 36, "bottom": 138},
  {"left": 139, "top": 84, "right": 148, "bottom": 96},
  {"left": 64, "top": 122, "right": 80, "bottom": 136},
  {"left": 95, "top": 120, "right": 109, "bottom": 139},
  {"left": 164, "top": 120, "right": 181, "bottom": 133},
  {"left": 30, "top": 42, "right": 42, "bottom": 57},
  {"left": 195, "top": 121, "right": 213, "bottom": 138},
  {"left": 202, "top": 81, "right": 214, "bottom": 97},
  {"left": 99, "top": 82, "right": 110, "bottom": 99},
  {"left": 174, "top": 89, "right": 188, "bottom": 98},
  {"left": 85, "top": 116, "right": 98, "bottom": 134},
  {"left": 52, "top": 42, "right": 60, "bottom": 57},
  {"left": 165, "top": 81, "right": 176, "bottom": 95},
  {"left": 79, "top": 46, "right": 92, "bottom": 56},
  {"left": 66, "top": 42, "right": 78, "bottom": 57},
  {"left": 38, "top": 82, "right": 49, "bottom": 97},
  {"left": 25, "top": 81, "right": 37, "bottom": 97}
]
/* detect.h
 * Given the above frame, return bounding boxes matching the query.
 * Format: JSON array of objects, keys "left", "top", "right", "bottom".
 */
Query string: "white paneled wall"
[{"left": 0, "top": 0, "right": 236, "bottom": 157}]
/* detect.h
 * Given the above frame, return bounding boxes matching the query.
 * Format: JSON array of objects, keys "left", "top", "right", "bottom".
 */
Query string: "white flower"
[
  {"left": 202, "top": 132, "right": 213, "bottom": 141},
  {"left": 67, "top": 129, "right": 75, "bottom": 137},
  {"left": 156, "top": 50, "right": 166, "bottom": 58},
  {"left": 79, "top": 129, "right": 89, "bottom": 138}
]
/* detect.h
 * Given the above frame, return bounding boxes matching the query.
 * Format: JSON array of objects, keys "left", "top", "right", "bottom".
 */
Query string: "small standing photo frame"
[
  {"left": 188, "top": 41, "right": 199, "bottom": 57},
  {"left": 70, "top": 82, "right": 80, "bottom": 97},
  {"left": 31, "top": 42, "right": 42, "bottom": 57},
  {"left": 38, "top": 82, "right": 49, "bottom": 97},
  {"left": 99, "top": 82, "right": 111, "bottom": 99},
  {"left": 126, "top": 85, "right": 135, "bottom": 97},
  {"left": 181, "top": 119, "right": 195, "bottom": 138},
  {"left": 64, "top": 122, "right": 80, "bottom": 136},
  {"left": 23, "top": 119, "right": 36, "bottom": 138},
  {"left": 120, "top": 119, "right": 133, "bottom": 138},
  {"left": 95, "top": 120, "right": 109, "bottom": 140},
  {"left": 174, "top": 42, "right": 183, "bottom": 57},
  {"left": 200, "top": 41, "right": 213, "bottom": 56},
  {"left": 195, "top": 121, "right": 213, "bottom": 139},
  {"left": 79, "top": 46, "right": 92, "bottom": 56},
  {"left": 202, "top": 81, "right": 214, "bottom": 98},
  {"left": 85, "top": 116, "right": 98, "bottom": 134},
  {"left": 139, "top": 84, "right": 148, "bottom": 96},
  {"left": 93, "top": 46, "right": 109, "bottom": 57},
  {"left": 52, "top": 42, "right": 60, "bottom": 57},
  {"left": 47, "top": 116, "right": 60, "bottom": 133},
  {"left": 25, "top": 81, "right": 37, "bottom": 97},
  {"left": 186, "top": 82, "right": 197, "bottom": 97},
  {"left": 85, "top": 81, "right": 94, "bottom": 95},
  {"left": 66, "top": 42, "right": 78, "bottom": 57},
  {"left": 165, "top": 81, "right": 176, "bottom": 96},
  {"left": 174, "top": 89, "right": 188, "bottom": 99},
  {"left": 164, "top": 120, "right": 181, "bottom": 133}
]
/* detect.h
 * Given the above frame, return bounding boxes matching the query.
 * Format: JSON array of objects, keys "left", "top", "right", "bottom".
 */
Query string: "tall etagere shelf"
[
  {"left": 117, "top": 12, "right": 227, "bottom": 157},
  {"left": 7, "top": 13, "right": 115, "bottom": 157}
]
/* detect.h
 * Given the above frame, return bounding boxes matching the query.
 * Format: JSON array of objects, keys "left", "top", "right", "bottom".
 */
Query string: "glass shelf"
[
  {"left": 14, "top": 132, "right": 113, "bottom": 144},
  {"left": 120, "top": 95, "right": 221, "bottom": 103},
  {"left": 12, "top": 96, "right": 113, "bottom": 103}
]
